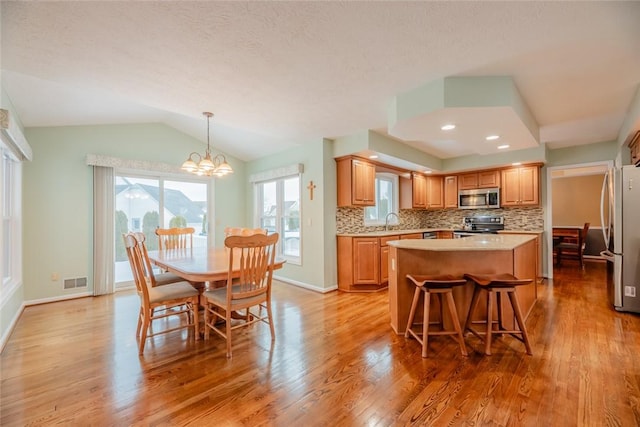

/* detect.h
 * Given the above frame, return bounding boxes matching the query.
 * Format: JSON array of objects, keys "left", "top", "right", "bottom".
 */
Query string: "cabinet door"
[
  {"left": 412, "top": 173, "right": 428, "bottom": 208},
  {"left": 444, "top": 175, "right": 458, "bottom": 208},
  {"left": 458, "top": 173, "right": 478, "bottom": 190},
  {"left": 352, "top": 159, "right": 376, "bottom": 206},
  {"left": 501, "top": 168, "right": 521, "bottom": 206},
  {"left": 501, "top": 166, "right": 539, "bottom": 206},
  {"left": 353, "top": 238, "right": 379, "bottom": 284},
  {"left": 380, "top": 245, "right": 390, "bottom": 284},
  {"left": 478, "top": 170, "right": 500, "bottom": 188},
  {"left": 426, "top": 176, "right": 443, "bottom": 209},
  {"left": 518, "top": 166, "right": 539, "bottom": 205},
  {"left": 436, "top": 231, "right": 453, "bottom": 239}
]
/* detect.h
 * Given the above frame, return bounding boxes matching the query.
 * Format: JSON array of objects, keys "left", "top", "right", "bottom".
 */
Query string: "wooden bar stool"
[
  {"left": 405, "top": 274, "right": 468, "bottom": 358},
  {"left": 463, "top": 273, "right": 533, "bottom": 355}
]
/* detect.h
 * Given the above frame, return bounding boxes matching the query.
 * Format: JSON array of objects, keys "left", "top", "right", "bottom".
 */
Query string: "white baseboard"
[
  {"left": 0, "top": 302, "right": 25, "bottom": 354},
  {"left": 25, "top": 291, "right": 92, "bottom": 306},
  {"left": 273, "top": 275, "right": 338, "bottom": 294}
]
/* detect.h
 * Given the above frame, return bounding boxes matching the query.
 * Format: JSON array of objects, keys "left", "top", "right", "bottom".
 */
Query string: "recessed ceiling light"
[
  {"left": 512, "top": 162, "right": 522, "bottom": 166},
  {"left": 441, "top": 124, "right": 456, "bottom": 131},
  {"left": 498, "top": 144, "right": 510, "bottom": 150},
  {"left": 486, "top": 135, "right": 500, "bottom": 141},
  {"left": 369, "top": 154, "right": 379, "bottom": 159}
]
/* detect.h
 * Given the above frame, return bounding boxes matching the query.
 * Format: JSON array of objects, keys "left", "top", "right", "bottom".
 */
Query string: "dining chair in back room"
[{"left": 556, "top": 222, "right": 590, "bottom": 267}]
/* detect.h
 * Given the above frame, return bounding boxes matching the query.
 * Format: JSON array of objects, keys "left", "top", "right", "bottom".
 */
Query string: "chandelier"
[{"left": 181, "top": 112, "right": 234, "bottom": 177}]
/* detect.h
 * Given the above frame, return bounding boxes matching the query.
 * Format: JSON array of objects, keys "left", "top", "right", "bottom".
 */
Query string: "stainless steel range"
[{"left": 453, "top": 216, "right": 504, "bottom": 238}]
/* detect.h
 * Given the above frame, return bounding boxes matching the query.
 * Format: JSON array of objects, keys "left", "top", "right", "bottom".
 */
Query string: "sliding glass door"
[{"left": 115, "top": 174, "right": 208, "bottom": 286}]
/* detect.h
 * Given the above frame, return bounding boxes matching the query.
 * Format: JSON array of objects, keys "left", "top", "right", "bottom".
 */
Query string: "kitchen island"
[{"left": 387, "top": 234, "right": 537, "bottom": 334}]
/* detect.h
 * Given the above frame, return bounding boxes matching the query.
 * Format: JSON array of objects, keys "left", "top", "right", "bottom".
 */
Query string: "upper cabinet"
[
  {"left": 443, "top": 175, "right": 458, "bottom": 208},
  {"left": 458, "top": 170, "right": 501, "bottom": 190},
  {"left": 426, "top": 175, "right": 444, "bottom": 209},
  {"left": 400, "top": 173, "right": 443, "bottom": 209},
  {"left": 629, "top": 131, "right": 640, "bottom": 166},
  {"left": 501, "top": 165, "right": 540, "bottom": 206},
  {"left": 337, "top": 157, "right": 376, "bottom": 207}
]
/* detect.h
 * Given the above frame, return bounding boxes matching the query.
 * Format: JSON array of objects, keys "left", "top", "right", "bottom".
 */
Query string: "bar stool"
[
  {"left": 405, "top": 274, "right": 468, "bottom": 358},
  {"left": 463, "top": 273, "right": 533, "bottom": 355}
]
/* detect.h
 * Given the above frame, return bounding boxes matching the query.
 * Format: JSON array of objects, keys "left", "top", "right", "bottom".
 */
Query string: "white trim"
[
  {"left": 545, "top": 160, "right": 613, "bottom": 279},
  {"left": 249, "top": 163, "right": 304, "bottom": 183},
  {"left": 274, "top": 275, "right": 337, "bottom": 294},
  {"left": 0, "top": 109, "right": 32, "bottom": 161},
  {"left": 24, "top": 291, "right": 92, "bottom": 306},
  {"left": 0, "top": 301, "right": 25, "bottom": 354}
]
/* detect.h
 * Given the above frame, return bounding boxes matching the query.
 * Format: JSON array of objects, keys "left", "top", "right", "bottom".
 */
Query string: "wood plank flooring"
[{"left": 2, "top": 261, "right": 640, "bottom": 426}]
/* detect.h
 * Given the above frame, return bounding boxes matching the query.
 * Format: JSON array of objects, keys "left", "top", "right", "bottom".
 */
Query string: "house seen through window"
[
  {"left": 114, "top": 174, "right": 208, "bottom": 285},
  {"left": 256, "top": 175, "right": 301, "bottom": 264}
]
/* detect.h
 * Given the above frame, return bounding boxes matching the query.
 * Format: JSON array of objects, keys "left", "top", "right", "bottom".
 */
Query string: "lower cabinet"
[{"left": 338, "top": 231, "right": 451, "bottom": 291}]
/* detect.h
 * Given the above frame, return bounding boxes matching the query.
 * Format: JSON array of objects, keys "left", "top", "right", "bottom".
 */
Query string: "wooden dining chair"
[
  {"left": 202, "top": 233, "right": 279, "bottom": 358},
  {"left": 556, "top": 222, "right": 590, "bottom": 267},
  {"left": 132, "top": 232, "right": 184, "bottom": 287},
  {"left": 156, "top": 227, "right": 196, "bottom": 250},
  {"left": 123, "top": 233, "right": 200, "bottom": 355},
  {"left": 224, "top": 227, "right": 267, "bottom": 237}
]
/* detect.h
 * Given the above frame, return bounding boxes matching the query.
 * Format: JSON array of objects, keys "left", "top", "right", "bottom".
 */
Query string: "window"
[
  {"left": 114, "top": 173, "right": 208, "bottom": 285},
  {"left": 1, "top": 147, "right": 22, "bottom": 298},
  {"left": 256, "top": 175, "right": 301, "bottom": 264},
  {"left": 364, "top": 173, "right": 399, "bottom": 226}
]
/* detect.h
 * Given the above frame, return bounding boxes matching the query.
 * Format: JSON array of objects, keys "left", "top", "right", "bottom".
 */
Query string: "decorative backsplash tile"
[{"left": 336, "top": 206, "right": 543, "bottom": 234}]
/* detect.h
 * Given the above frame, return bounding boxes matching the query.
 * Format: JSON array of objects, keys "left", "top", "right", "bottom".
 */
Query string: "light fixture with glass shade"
[{"left": 181, "top": 112, "right": 234, "bottom": 177}]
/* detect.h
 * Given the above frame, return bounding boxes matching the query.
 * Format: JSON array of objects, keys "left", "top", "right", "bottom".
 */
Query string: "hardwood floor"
[{"left": 2, "top": 261, "right": 640, "bottom": 426}]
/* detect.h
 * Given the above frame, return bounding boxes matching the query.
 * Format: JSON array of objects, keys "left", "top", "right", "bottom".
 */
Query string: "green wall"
[
  {"left": 22, "top": 123, "right": 243, "bottom": 300},
  {"left": 246, "top": 138, "right": 337, "bottom": 291}
]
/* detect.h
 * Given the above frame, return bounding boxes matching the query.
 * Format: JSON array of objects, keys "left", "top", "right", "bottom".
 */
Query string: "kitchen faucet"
[{"left": 385, "top": 212, "right": 400, "bottom": 231}]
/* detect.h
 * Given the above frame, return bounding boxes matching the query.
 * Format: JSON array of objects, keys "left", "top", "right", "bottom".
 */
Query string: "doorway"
[{"left": 545, "top": 161, "right": 612, "bottom": 278}]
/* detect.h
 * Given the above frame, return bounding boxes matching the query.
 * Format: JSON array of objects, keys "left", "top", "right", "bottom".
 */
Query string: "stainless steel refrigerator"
[{"left": 601, "top": 164, "right": 640, "bottom": 313}]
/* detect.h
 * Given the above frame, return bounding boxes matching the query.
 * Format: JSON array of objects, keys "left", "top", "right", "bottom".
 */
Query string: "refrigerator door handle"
[
  {"left": 600, "top": 250, "right": 614, "bottom": 261},
  {"left": 600, "top": 170, "right": 611, "bottom": 247}
]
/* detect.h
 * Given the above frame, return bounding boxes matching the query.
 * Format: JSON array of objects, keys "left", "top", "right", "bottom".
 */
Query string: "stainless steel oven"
[{"left": 453, "top": 216, "right": 504, "bottom": 238}]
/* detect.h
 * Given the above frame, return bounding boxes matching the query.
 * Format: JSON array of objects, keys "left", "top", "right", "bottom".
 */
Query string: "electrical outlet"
[
  {"left": 51, "top": 272, "right": 59, "bottom": 281},
  {"left": 625, "top": 286, "right": 636, "bottom": 297}
]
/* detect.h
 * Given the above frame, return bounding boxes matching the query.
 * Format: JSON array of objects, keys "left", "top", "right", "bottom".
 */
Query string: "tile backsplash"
[{"left": 336, "top": 206, "right": 543, "bottom": 234}]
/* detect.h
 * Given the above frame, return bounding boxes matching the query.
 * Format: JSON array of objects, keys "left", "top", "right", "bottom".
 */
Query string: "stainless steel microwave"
[{"left": 458, "top": 188, "right": 500, "bottom": 209}]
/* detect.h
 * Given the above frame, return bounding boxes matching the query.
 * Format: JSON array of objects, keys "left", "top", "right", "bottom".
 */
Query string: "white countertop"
[{"left": 387, "top": 234, "right": 536, "bottom": 251}]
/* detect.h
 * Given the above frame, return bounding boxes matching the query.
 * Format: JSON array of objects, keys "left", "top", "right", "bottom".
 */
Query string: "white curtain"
[{"left": 93, "top": 166, "right": 115, "bottom": 295}]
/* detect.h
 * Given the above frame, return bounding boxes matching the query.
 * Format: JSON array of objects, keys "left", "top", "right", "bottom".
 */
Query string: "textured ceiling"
[{"left": 1, "top": 2, "right": 639, "bottom": 163}]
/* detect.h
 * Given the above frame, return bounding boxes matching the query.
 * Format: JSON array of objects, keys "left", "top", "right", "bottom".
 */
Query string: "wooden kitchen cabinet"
[
  {"left": 501, "top": 165, "right": 540, "bottom": 207},
  {"left": 338, "top": 232, "right": 425, "bottom": 291},
  {"left": 336, "top": 157, "right": 376, "bottom": 207},
  {"left": 400, "top": 233, "right": 423, "bottom": 239},
  {"left": 426, "top": 175, "right": 444, "bottom": 209},
  {"left": 458, "top": 170, "right": 500, "bottom": 190},
  {"left": 353, "top": 237, "right": 379, "bottom": 285},
  {"left": 379, "top": 235, "right": 399, "bottom": 284},
  {"left": 412, "top": 173, "right": 428, "bottom": 208},
  {"left": 436, "top": 231, "right": 453, "bottom": 239},
  {"left": 629, "top": 131, "right": 640, "bottom": 166},
  {"left": 443, "top": 175, "right": 458, "bottom": 208}
]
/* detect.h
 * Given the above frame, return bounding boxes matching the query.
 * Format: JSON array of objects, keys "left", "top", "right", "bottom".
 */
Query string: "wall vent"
[{"left": 63, "top": 277, "right": 88, "bottom": 290}]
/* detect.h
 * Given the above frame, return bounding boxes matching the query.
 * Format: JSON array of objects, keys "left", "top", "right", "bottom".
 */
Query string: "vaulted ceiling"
[{"left": 2, "top": 2, "right": 639, "bottom": 163}]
